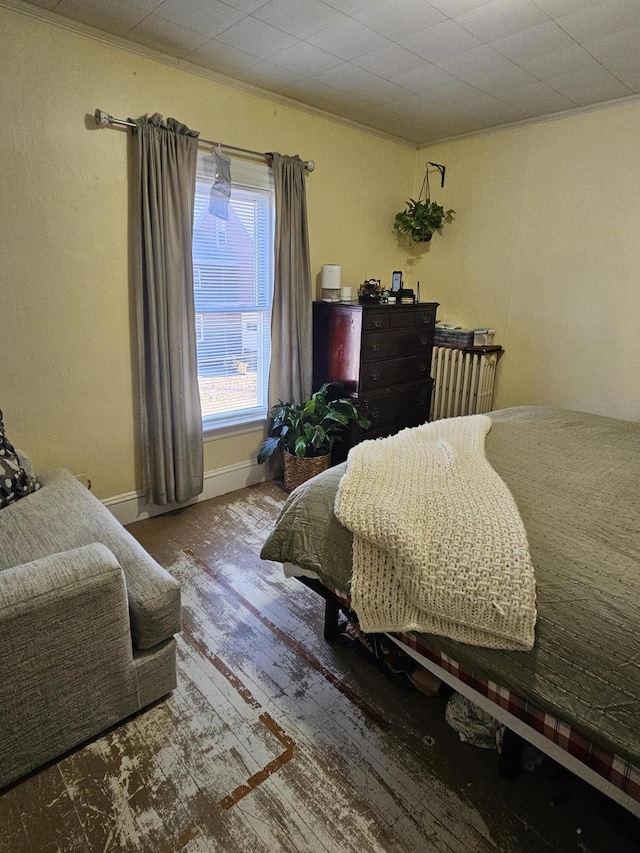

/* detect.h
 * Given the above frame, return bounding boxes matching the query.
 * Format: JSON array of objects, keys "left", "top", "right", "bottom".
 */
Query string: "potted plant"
[
  {"left": 393, "top": 197, "right": 455, "bottom": 243},
  {"left": 258, "top": 383, "right": 371, "bottom": 491},
  {"left": 394, "top": 163, "right": 455, "bottom": 244}
]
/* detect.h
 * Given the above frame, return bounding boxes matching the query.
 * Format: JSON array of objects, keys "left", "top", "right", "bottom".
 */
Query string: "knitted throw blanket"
[{"left": 334, "top": 415, "right": 537, "bottom": 650}]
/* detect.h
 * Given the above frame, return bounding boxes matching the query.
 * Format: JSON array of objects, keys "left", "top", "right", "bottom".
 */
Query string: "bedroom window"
[{"left": 192, "top": 152, "right": 274, "bottom": 432}]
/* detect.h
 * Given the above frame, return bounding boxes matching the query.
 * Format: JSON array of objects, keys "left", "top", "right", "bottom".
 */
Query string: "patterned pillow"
[{"left": 0, "top": 411, "right": 40, "bottom": 508}]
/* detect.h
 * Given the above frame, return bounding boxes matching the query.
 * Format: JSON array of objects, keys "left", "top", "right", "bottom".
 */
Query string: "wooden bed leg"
[
  {"left": 323, "top": 595, "right": 340, "bottom": 642},
  {"left": 499, "top": 728, "right": 525, "bottom": 781}
]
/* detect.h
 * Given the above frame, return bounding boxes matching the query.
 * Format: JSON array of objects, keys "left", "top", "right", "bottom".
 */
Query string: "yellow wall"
[
  {"left": 411, "top": 105, "right": 640, "bottom": 422},
  {"left": 0, "top": 6, "right": 415, "bottom": 499},
  {"left": 4, "top": 6, "right": 638, "bottom": 505}
]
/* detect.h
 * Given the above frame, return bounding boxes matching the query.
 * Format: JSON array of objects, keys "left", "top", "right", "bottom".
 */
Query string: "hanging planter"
[{"left": 394, "top": 165, "right": 455, "bottom": 244}]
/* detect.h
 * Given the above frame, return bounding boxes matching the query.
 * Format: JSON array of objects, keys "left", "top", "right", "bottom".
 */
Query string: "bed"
[{"left": 260, "top": 406, "right": 640, "bottom": 817}]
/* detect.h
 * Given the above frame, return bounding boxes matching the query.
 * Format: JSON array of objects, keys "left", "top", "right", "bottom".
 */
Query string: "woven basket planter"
[{"left": 283, "top": 450, "right": 330, "bottom": 492}]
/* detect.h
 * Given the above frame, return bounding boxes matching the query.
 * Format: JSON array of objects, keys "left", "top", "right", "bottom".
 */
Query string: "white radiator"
[{"left": 430, "top": 346, "right": 499, "bottom": 421}]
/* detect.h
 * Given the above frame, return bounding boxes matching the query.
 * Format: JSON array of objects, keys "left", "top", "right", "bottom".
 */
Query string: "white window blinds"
[{"left": 192, "top": 152, "right": 274, "bottom": 431}]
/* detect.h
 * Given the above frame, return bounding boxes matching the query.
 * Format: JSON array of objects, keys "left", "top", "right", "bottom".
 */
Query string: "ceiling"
[{"left": 23, "top": 0, "right": 640, "bottom": 144}]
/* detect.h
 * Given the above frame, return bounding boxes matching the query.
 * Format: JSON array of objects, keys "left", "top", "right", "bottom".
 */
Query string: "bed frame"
[{"left": 298, "top": 576, "right": 640, "bottom": 820}]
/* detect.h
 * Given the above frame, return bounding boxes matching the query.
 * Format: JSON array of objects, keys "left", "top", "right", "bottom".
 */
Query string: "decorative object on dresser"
[
  {"left": 257, "top": 382, "right": 370, "bottom": 491},
  {"left": 312, "top": 301, "right": 438, "bottom": 454},
  {"left": 357, "top": 279, "right": 384, "bottom": 303},
  {"left": 320, "top": 264, "right": 341, "bottom": 302}
]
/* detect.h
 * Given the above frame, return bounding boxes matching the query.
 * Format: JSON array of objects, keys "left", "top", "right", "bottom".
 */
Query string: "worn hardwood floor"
[{"left": 1, "top": 480, "right": 638, "bottom": 852}]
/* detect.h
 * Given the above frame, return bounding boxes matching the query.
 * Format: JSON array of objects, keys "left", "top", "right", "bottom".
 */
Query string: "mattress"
[{"left": 261, "top": 406, "right": 640, "bottom": 776}]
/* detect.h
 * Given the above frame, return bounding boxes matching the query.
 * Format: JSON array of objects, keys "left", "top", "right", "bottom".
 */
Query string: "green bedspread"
[{"left": 261, "top": 406, "right": 640, "bottom": 767}]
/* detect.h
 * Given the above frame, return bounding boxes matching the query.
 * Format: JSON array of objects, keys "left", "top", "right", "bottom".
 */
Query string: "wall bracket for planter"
[{"left": 427, "top": 162, "right": 446, "bottom": 188}]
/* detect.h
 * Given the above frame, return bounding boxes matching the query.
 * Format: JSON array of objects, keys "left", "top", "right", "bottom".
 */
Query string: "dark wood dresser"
[{"left": 312, "top": 300, "right": 438, "bottom": 451}]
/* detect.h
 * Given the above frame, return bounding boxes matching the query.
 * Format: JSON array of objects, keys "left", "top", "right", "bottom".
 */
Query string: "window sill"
[{"left": 203, "top": 416, "right": 266, "bottom": 442}]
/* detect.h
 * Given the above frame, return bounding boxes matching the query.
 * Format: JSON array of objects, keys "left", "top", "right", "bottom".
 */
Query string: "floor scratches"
[{"left": 1, "top": 481, "right": 638, "bottom": 852}]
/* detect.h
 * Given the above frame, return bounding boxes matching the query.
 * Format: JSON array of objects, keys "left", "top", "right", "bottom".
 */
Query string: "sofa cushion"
[
  {"left": 0, "top": 469, "right": 181, "bottom": 649},
  {"left": 0, "top": 412, "right": 40, "bottom": 508}
]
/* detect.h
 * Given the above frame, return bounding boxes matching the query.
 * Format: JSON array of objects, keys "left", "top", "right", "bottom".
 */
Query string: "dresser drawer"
[
  {"left": 415, "top": 305, "right": 437, "bottom": 327},
  {"left": 359, "top": 353, "right": 432, "bottom": 391},
  {"left": 360, "top": 381, "right": 432, "bottom": 433},
  {"left": 387, "top": 305, "right": 436, "bottom": 329},
  {"left": 362, "top": 329, "right": 434, "bottom": 361},
  {"left": 389, "top": 309, "right": 418, "bottom": 329},
  {"left": 362, "top": 311, "right": 389, "bottom": 331}
]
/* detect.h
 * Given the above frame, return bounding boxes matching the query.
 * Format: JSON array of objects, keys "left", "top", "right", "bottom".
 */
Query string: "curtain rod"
[{"left": 94, "top": 109, "right": 315, "bottom": 172}]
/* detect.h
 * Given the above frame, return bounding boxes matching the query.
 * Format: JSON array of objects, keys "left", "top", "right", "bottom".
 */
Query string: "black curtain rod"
[{"left": 94, "top": 109, "right": 315, "bottom": 172}]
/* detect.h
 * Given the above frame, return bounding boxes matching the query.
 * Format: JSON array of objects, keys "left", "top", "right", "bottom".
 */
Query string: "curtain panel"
[
  {"left": 133, "top": 113, "right": 204, "bottom": 506},
  {"left": 268, "top": 153, "right": 312, "bottom": 409}
]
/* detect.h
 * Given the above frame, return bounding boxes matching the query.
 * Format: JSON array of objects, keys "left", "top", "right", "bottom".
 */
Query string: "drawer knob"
[
  {"left": 419, "top": 393, "right": 427, "bottom": 405},
  {"left": 371, "top": 371, "right": 380, "bottom": 381},
  {"left": 420, "top": 362, "right": 428, "bottom": 372},
  {"left": 372, "top": 319, "right": 382, "bottom": 328},
  {"left": 420, "top": 312, "right": 432, "bottom": 324},
  {"left": 370, "top": 342, "right": 380, "bottom": 352},
  {"left": 370, "top": 408, "right": 380, "bottom": 419},
  {"left": 420, "top": 335, "right": 429, "bottom": 346}
]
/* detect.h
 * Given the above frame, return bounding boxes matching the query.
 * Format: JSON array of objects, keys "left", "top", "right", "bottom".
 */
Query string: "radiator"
[{"left": 430, "top": 346, "right": 499, "bottom": 421}]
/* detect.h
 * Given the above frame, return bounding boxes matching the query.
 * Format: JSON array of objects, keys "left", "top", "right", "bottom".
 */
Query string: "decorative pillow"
[{"left": 0, "top": 410, "right": 40, "bottom": 508}]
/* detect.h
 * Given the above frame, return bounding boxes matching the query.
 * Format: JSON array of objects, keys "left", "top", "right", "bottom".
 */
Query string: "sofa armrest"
[
  {"left": 0, "top": 469, "right": 181, "bottom": 650},
  {"left": 0, "top": 542, "right": 124, "bottom": 610},
  {"left": 0, "top": 544, "right": 141, "bottom": 788}
]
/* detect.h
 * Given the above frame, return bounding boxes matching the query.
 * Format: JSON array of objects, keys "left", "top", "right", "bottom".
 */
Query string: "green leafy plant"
[
  {"left": 394, "top": 198, "right": 455, "bottom": 243},
  {"left": 258, "top": 383, "right": 371, "bottom": 463}
]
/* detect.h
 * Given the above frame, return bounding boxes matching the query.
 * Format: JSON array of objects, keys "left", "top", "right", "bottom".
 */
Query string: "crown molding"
[
  {"left": 418, "top": 90, "right": 640, "bottom": 150},
  {"left": 0, "top": 0, "right": 417, "bottom": 151},
  {"left": 6, "top": 0, "right": 638, "bottom": 155}
]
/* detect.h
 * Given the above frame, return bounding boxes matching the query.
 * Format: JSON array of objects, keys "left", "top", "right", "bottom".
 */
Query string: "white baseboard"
[{"left": 103, "top": 460, "right": 270, "bottom": 526}]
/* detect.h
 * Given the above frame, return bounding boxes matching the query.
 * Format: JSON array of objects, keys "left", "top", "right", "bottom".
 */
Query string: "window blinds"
[{"left": 193, "top": 152, "right": 274, "bottom": 428}]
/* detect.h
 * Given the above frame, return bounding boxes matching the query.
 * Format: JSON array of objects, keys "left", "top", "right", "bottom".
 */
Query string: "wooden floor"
[{"left": 1, "top": 481, "right": 638, "bottom": 852}]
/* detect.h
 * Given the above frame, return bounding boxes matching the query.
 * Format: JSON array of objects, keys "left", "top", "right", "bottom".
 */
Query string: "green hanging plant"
[
  {"left": 393, "top": 165, "right": 455, "bottom": 243},
  {"left": 394, "top": 198, "right": 455, "bottom": 243}
]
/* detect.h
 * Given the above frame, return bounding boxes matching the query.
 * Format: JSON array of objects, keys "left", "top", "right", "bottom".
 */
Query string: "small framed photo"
[{"left": 392, "top": 270, "right": 402, "bottom": 292}]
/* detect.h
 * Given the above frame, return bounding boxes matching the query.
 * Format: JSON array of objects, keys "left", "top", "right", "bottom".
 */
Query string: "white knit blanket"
[{"left": 334, "top": 415, "right": 537, "bottom": 650}]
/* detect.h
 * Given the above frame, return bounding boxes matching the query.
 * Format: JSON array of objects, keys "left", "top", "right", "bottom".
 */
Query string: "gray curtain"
[
  {"left": 268, "top": 153, "right": 312, "bottom": 408},
  {"left": 133, "top": 113, "right": 204, "bottom": 506}
]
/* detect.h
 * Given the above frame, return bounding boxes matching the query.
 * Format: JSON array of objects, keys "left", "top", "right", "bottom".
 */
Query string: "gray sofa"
[{"left": 0, "top": 463, "right": 181, "bottom": 789}]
